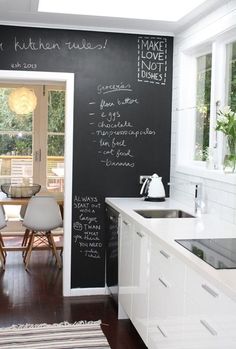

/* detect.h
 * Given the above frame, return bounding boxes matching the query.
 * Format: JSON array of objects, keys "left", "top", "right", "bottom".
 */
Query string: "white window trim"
[{"left": 176, "top": 28, "right": 236, "bottom": 184}]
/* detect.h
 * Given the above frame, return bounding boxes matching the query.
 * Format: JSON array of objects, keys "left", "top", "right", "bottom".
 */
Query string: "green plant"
[
  {"left": 216, "top": 106, "right": 236, "bottom": 139},
  {"left": 216, "top": 106, "right": 236, "bottom": 172}
]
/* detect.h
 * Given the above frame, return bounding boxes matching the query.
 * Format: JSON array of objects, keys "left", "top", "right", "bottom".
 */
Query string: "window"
[
  {"left": 194, "top": 53, "right": 212, "bottom": 161},
  {"left": 0, "top": 84, "right": 65, "bottom": 191},
  {"left": 177, "top": 34, "right": 236, "bottom": 179},
  {"left": 226, "top": 41, "right": 236, "bottom": 110},
  {"left": 47, "top": 89, "right": 65, "bottom": 191},
  {"left": 0, "top": 87, "right": 33, "bottom": 185}
]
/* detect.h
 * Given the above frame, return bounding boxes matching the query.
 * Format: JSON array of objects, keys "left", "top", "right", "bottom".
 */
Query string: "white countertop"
[{"left": 105, "top": 197, "right": 236, "bottom": 302}]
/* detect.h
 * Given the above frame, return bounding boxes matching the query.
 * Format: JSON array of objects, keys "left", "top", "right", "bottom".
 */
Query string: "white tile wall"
[{"left": 170, "top": 1, "right": 236, "bottom": 224}]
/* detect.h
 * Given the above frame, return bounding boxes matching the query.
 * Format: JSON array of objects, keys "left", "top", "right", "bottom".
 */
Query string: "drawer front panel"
[
  {"left": 186, "top": 267, "right": 236, "bottom": 321},
  {"left": 151, "top": 238, "right": 186, "bottom": 288}
]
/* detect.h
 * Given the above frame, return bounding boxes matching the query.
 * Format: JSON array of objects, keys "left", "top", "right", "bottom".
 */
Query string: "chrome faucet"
[
  {"left": 193, "top": 182, "right": 205, "bottom": 215},
  {"left": 168, "top": 181, "right": 206, "bottom": 215}
]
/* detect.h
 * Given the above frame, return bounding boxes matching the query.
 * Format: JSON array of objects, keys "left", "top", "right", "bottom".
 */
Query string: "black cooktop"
[{"left": 175, "top": 238, "right": 236, "bottom": 269}]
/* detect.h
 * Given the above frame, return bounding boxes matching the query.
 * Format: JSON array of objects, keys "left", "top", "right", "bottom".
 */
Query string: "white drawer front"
[
  {"left": 186, "top": 267, "right": 236, "bottom": 321},
  {"left": 151, "top": 239, "right": 186, "bottom": 288}
]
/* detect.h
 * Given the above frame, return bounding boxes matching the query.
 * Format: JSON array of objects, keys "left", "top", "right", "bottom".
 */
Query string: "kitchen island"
[{"left": 106, "top": 197, "right": 236, "bottom": 349}]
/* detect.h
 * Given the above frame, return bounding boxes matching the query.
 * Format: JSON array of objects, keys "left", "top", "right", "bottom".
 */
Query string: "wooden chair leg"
[
  {"left": 0, "top": 245, "right": 5, "bottom": 270},
  {"left": 0, "top": 234, "right": 4, "bottom": 247},
  {"left": 0, "top": 234, "right": 6, "bottom": 258},
  {"left": 23, "top": 231, "right": 34, "bottom": 263},
  {"left": 22, "top": 229, "right": 30, "bottom": 246},
  {"left": 24, "top": 232, "right": 35, "bottom": 270},
  {"left": 22, "top": 229, "right": 30, "bottom": 257},
  {"left": 46, "top": 231, "right": 62, "bottom": 269}
]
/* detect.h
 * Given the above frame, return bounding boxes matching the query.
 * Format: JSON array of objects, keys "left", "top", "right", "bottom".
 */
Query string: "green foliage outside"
[
  {"left": 228, "top": 42, "right": 236, "bottom": 111},
  {"left": 48, "top": 90, "right": 65, "bottom": 156},
  {"left": 195, "top": 53, "right": 212, "bottom": 161},
  {"left": 194, "top": 42, "right": 236, "bottom": 162},
  {"left": 0, "top": 88, "right": 65, "bottom": 156},
  {"left": 0, "top": 88, "right": 32, "bottom": 155}
]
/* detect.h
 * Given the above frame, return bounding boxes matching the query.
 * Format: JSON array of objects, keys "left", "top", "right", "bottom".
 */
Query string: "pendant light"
[{"left": 8, "top": 87, "right": 37, "bottom": 115}]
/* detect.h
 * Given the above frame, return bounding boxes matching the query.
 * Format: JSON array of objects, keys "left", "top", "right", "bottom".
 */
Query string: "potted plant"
[{"left": 216, "top": 106, "right": 236, "bottom": 172}]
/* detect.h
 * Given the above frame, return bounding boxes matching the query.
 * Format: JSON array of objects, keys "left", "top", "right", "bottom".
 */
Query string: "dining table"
[{"left": 0, "top": 191, "right": 64, "bottom": 206}]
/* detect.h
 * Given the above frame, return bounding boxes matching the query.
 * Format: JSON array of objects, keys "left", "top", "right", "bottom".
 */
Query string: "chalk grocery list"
[
  {"left": 137, "top": 36, "right": 168, "bottom": 85},
  {"left": 88, "top": 82, "right": 157, "bottom": 168}
]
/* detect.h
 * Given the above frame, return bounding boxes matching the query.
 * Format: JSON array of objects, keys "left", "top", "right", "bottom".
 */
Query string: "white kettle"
[{"left": 140, "top": 173, "right": 165, "bottom": 201}]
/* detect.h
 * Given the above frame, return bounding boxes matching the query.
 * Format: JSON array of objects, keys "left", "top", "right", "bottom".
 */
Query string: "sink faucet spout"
[
  {"left": 192, "top": 182, "right": 206, "bottom": 215},
  {"left": 168, "top": 180, "right": 206, "bottom": 215}
]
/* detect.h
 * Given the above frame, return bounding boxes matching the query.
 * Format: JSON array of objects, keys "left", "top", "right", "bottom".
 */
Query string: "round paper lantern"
[{"left": 8, "top": 87, "right": 37, "bottom": 115}]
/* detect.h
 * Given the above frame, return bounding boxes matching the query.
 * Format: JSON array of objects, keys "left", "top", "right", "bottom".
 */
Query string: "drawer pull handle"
[
  {"left": 158, "top": 277, "right": 169, "bottom": 288},
  {"left": 200, "top": 319, "right": 217, "bottom": 336},
  {"left": 157, "top": 325, "right": 167, "bottom": 338},
  {"left": 136, "top": 231, "right": 144, "bottom": 238},
  {"left": 201, "top": 284, "right": 219, "bottom": 298},
  {"left": 160, "top": 250, "right": 170, "bottom": 259},
  {"left": 123, "top": 221, "right": 129, "bottom": 226}
]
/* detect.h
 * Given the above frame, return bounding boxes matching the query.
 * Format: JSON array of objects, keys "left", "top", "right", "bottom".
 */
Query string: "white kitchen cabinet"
[
  {"left": 107, "top": 198, "right": 236, "bottom": 349},
  {"left": 119, "top": 217, "right": 150, "bottom": 344},
  {"left": 118, "top": 216, "right": 134, "bottom": 318},
  {"left": 148, "top": 238, "right": 236, "bottom": 349},
  {"left": 148, "top": 237, "right": 186, "bottom": 349},
  {"left": 183, "top": 267, "right": 236, "bottom": 349},
  {"left": 119, "top": 222, "right": 236, "bottom": 348},
  {"left": 185, "top": 266, "right": 236, "bottom": 319},
  {"left": 131, "top": 227, "right": 149, "bottom": 345}
]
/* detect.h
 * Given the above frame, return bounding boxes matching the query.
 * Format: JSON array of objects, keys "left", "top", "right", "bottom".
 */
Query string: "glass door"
[
  {"left": 0, "top": 86, "right": 33, "bottom": 187},
  {"left": 0, "top": 84, "right": 65, "bottom": 192},
  {"left": 46, "top": 87, "right": 65, "bottom": 192}
]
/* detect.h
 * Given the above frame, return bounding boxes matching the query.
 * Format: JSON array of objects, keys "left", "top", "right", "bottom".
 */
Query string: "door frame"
[{"left": 0, "top": 70, "right": 74, "bottom": 296}]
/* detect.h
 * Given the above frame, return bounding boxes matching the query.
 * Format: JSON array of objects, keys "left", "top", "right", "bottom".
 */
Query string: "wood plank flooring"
[{"left": 0, "top": 238, "right": 147, "bottom": 349}]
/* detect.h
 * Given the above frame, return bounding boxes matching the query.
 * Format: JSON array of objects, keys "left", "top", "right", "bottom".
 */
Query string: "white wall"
[{"left": 171, "top": 0, "right": 236, "bottom": 224}]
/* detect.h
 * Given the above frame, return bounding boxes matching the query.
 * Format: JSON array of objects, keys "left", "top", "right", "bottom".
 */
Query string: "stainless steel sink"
[{"left": 134, "top": 209, "right": 195, "bottom": 219}]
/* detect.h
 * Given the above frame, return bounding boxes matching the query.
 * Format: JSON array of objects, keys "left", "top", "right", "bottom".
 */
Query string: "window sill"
[{"left": 175, "top": 164, "right": 236, "bottom": 185}]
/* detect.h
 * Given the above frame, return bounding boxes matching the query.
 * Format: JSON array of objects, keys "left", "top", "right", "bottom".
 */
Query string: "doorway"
[{"left": 0, "top": 70, "right": 74, "bottom": 296}]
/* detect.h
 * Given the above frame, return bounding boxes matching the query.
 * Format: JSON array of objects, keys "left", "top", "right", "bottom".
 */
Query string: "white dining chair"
[
  {"left": 22, "top": 196, "right": 63, "bottom": 270},
  {"left": 0, "top": 206, "right": 7, "bottom": 270}
]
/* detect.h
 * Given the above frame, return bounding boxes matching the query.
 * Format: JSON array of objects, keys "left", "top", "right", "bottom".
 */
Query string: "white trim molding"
[{"left": 69, "top": 287, "right": 107, "bottom": 297}]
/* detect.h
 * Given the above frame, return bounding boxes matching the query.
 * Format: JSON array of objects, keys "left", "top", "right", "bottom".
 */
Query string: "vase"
[{"left": 223, "top": 136, "right": 236, "bottom": 173}]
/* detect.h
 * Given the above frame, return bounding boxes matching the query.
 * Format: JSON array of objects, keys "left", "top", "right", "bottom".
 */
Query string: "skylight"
[{"left": 38, "top": 0, "right": 207, "bottom": 22}]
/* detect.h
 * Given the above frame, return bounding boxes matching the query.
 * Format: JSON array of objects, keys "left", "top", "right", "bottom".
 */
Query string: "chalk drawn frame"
[{"left": 137, "top": 36, "right": 168, "bottom": 85}]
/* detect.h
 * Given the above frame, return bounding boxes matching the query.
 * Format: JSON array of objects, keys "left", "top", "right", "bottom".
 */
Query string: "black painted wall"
[{"left": 0, "top": 26, "right": 173, "bottom": 288}]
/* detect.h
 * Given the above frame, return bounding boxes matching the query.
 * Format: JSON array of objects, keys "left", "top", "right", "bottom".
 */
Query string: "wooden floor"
[{"left": 0, "top": 238, "right": 147, "bottom": 349}]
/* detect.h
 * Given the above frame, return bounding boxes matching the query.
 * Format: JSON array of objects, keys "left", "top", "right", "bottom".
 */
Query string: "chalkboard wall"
[{"left": 0, "top": 25, "right": 173, "bottom": 288}]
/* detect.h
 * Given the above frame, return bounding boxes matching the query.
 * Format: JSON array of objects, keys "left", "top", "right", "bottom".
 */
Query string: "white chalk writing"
[
  {"left": 97, "top": 82, "right": 132, "bottom": 94},
  {"left": 65, "top": 38, "right": 107, "bottom": 50},
  {"left": 88, "top": 81, "right": 157, "bottom": 168},
  {"left": 137, "top": 36, "right": 167, "bottom": 85},
  {"left": 11, "top": 37, "right": 108, "bottom": 52},
  {"left": 14, "top": 37, "right": 60, "bottom": 51},
  {"left": 73, "top": 196, "right": 103, "bottom": 259}
]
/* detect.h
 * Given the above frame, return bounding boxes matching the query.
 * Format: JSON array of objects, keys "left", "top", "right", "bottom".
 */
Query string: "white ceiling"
[{"left": 0, "top": 0, "right": 226, "bottom": 35}]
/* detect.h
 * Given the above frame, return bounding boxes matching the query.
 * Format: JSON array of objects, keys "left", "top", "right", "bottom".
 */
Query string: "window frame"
[
  {"left": 176, "top": 28, "right": 236, "bottom": 184},
  {"left": 194, "top": 52, "right": 212, "bottom": 162}
]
